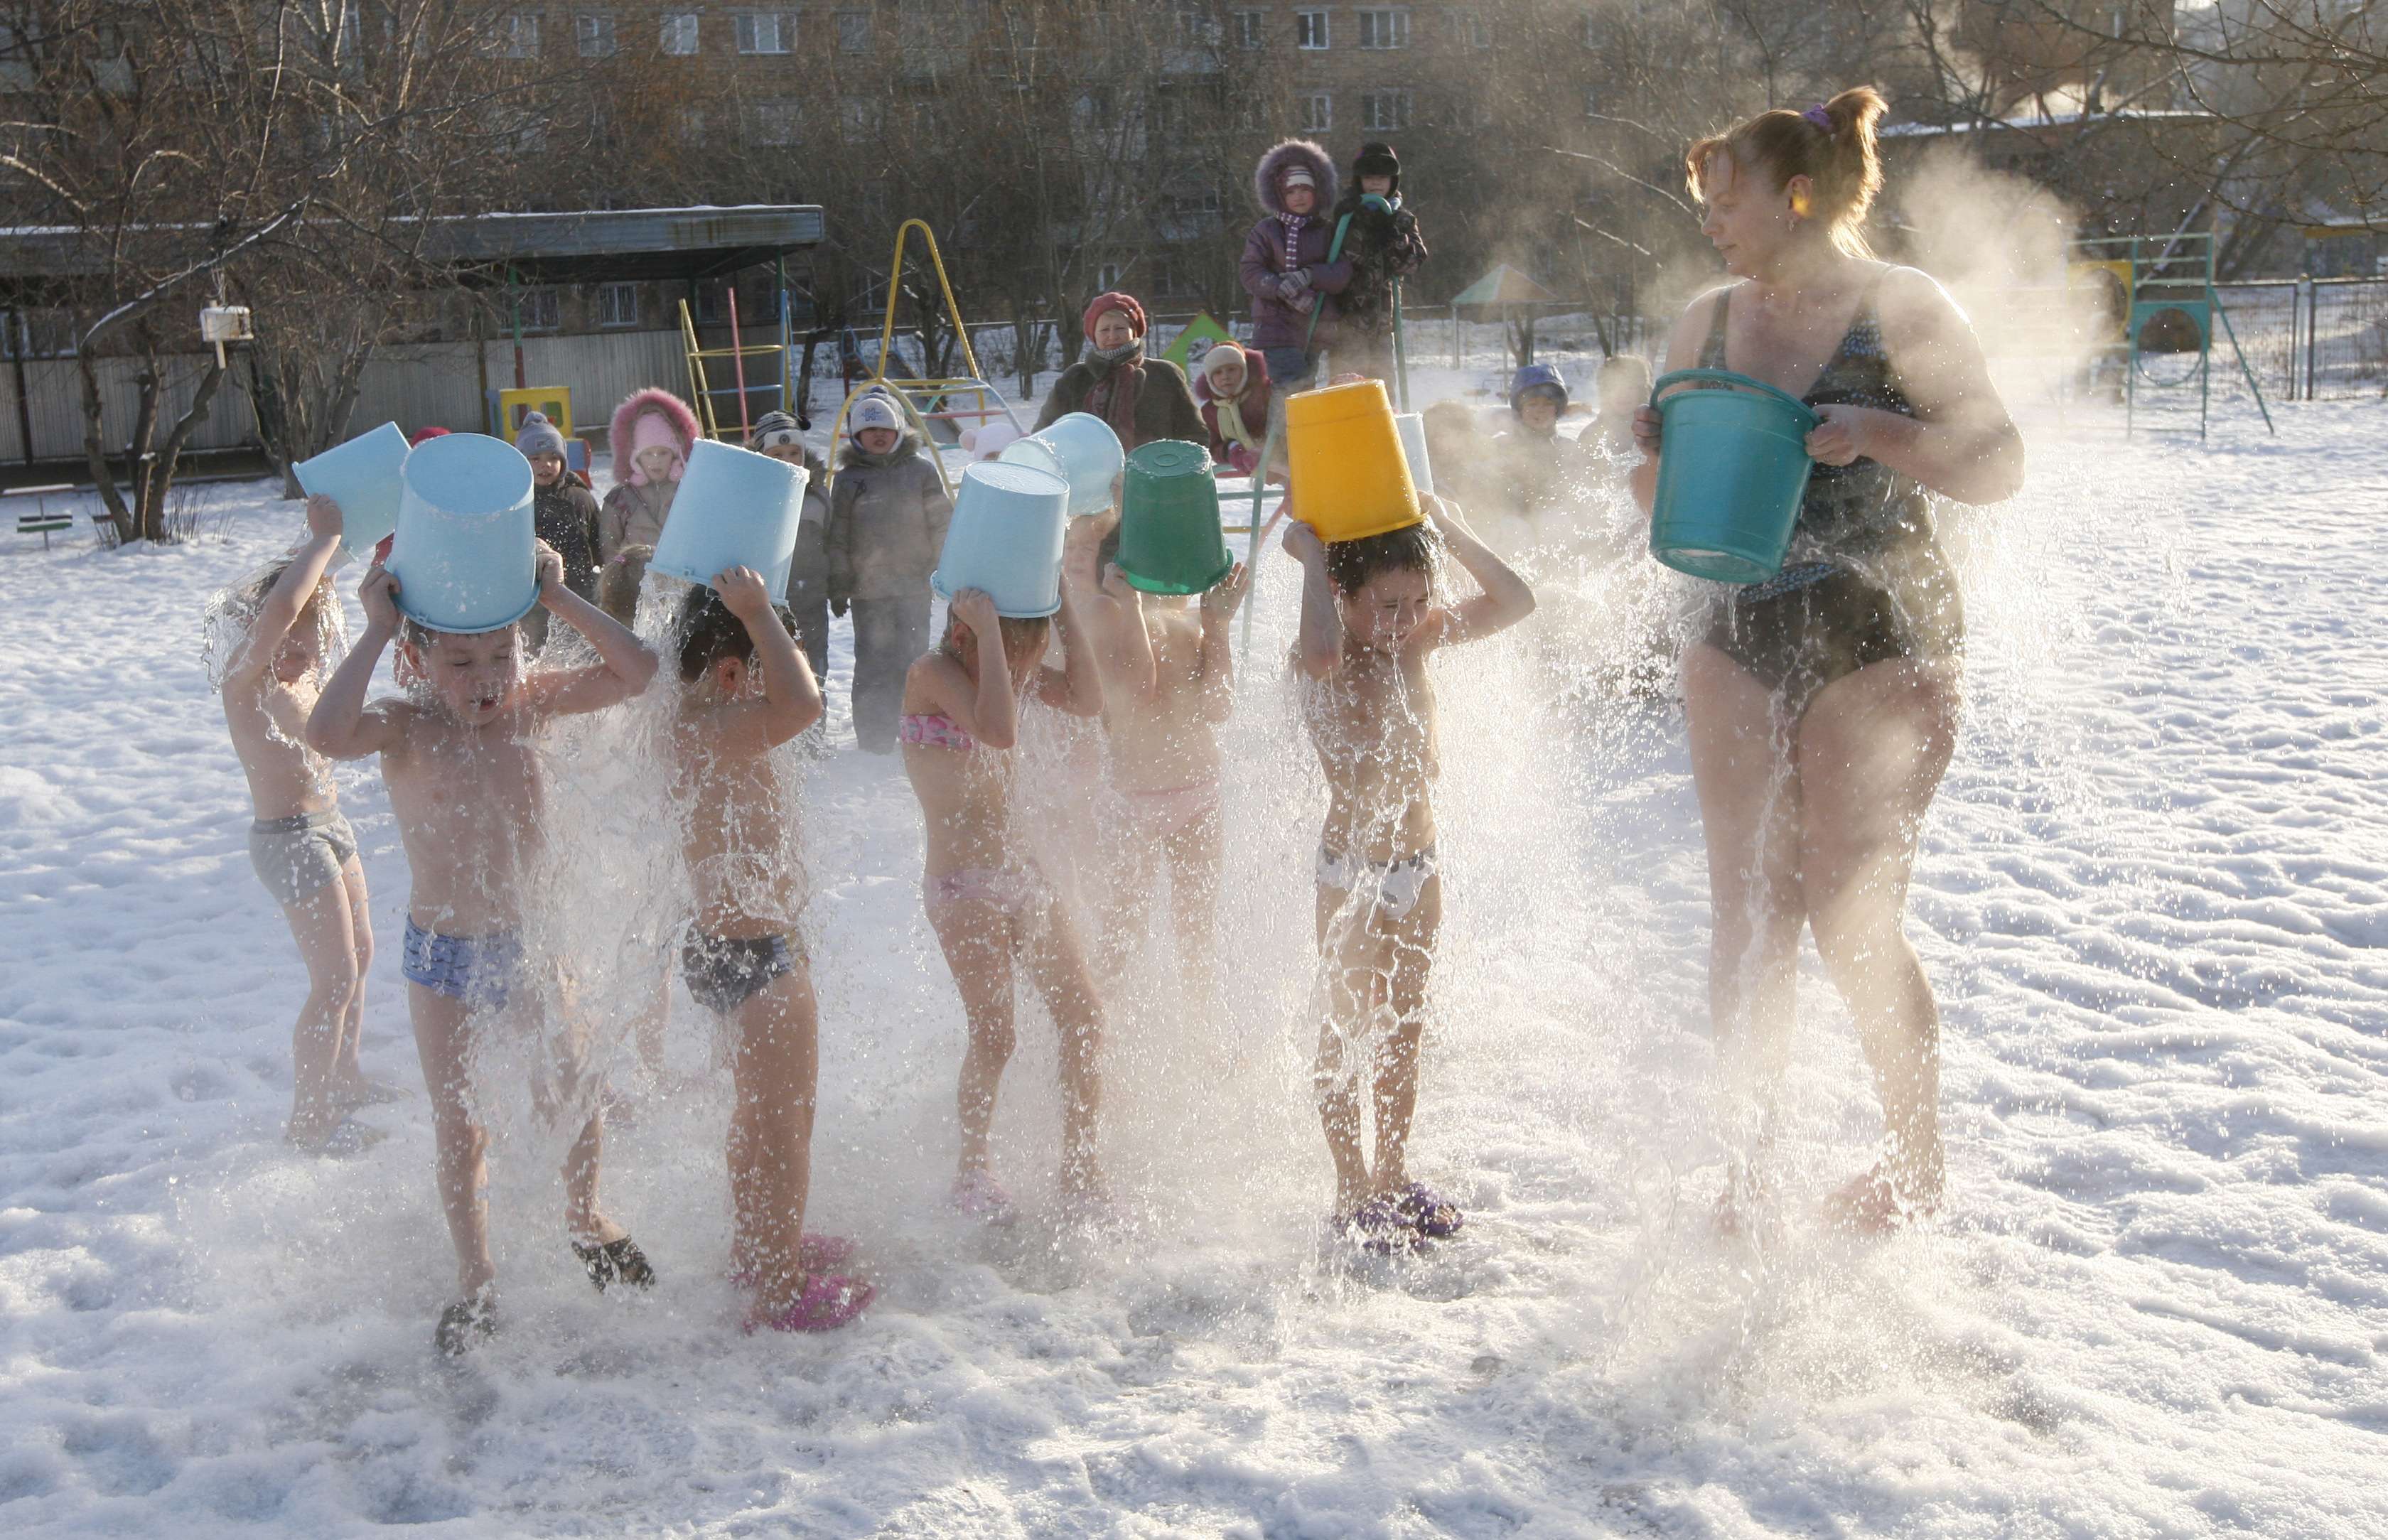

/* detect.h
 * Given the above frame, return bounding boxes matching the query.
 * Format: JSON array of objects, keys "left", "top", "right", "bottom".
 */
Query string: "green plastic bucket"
[
  {"left": 1117, "top": 439, "right": 1231, "bottom": 595},
  {"left": 1647, "top": 367, "right": 1818, "bottom": 584}
]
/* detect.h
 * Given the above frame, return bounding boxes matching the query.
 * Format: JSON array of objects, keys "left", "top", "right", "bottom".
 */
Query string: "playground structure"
[
  {"left": 677, "top": 255, "right": 806, "bottom": 443},
  {"left": 2070, "top": 232, "right": 2274, "bottom": 440},
  {"left": 823, "top": 221, "right": 1026, "bottom": 495}
]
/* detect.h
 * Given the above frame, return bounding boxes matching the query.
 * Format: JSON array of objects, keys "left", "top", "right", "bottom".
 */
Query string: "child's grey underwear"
[{"left": 247, "top": 809, "right": 357, "bottom": 907}]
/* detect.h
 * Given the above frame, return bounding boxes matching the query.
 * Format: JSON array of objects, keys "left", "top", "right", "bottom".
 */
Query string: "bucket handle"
[{"left": 1650, "top": 368, "right": 1819, "bottom": 429}]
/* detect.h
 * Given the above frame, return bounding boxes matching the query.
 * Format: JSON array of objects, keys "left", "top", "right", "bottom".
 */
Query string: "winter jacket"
[
  {"left": 1239, "top": 140, "right": 1355, "bottom": 354},
  {"left": 1035, "top": 350, "right": 1205, "bottom": 452},
  {"left": 825, "top": 431, "right": 952, "bottom": 605},
  {"left": 787, "top": 448, "right": 830, "bottom": 601},
  {"left": 599, "top": 387, "right": 701, "bottom": 564},
  {"left": 598, "top": 478, "right": 676, "bottom": 566},
  {"left": 532, "top": 480, "right": 603, "bottom": 600},
  {"left": 1332, "top": 194, "right": 1428, "bottom": 339},
  {"left": 1192, "top": 345, "right": 1274, "bottom": 477}
]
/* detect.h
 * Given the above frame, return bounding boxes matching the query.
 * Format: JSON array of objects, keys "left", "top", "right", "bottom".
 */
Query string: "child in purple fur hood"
[{"left": 1238, "top": 139, "right": 1354, "bottom": 392}]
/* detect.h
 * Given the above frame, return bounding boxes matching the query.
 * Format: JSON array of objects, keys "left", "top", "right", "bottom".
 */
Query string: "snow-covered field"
[{"left": 3, "top": 392, "right": 2384, "bottom": 1538}]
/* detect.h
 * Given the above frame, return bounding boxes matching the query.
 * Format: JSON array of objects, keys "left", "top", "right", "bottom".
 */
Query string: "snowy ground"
[{"left": 2, "top": 392, "right": 2384, "bottom": 1538}]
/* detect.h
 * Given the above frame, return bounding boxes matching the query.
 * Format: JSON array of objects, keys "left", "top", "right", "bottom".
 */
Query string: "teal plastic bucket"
[
  {"left": 387, "top": 434, "right": 537, "bottom": 634},
  {"left": 294, "top": 421, "right": 410, "bottom": 559},
  {"left": 649, "top": 439, "right": 807, "bottom": 596},
  {"left": 1117, "top": 439, "right": 1230, "bottom": 595},
  {"left": 1647, "top": 368, "right": 1818, "bottom": 584},
  {"left": 932, "top": 461, "right": 1071, "bottom": 618}
]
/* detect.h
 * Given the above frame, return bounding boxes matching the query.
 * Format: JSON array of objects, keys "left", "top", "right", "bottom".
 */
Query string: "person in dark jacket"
[
  {"left": 748, "top": 409, "right": 832, "bottom": 681},
  {"left": 1330, "top": 142, "right": 1429, "bottom": 385},
  {"left": 514, "top": 411, "right": 602, "bottom": 653},
  {"left": 1033, "top": 291, "right": 1204, "bottom": 453},
  {"left": 826, "top": 393, "right": 952, "bottom": 753},
  {"left": 1238, "top": 139, "right": 1354, "bottom": 392},
  {"left": 1193, "top": 343, "right": 1274, "bottom": 478}
]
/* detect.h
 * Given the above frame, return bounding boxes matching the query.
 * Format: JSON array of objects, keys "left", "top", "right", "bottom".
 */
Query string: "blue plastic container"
[
  {"left": 1646, "top": 368, "right": 1818, "bottom": 583},
  {"left": 387, "top": 434, "right": 538, "bottom": 634},
  {"left": 1393, "top": 411, "right": 1434, "bottom": 497},
  {"left": 294, "top": 422, "right": 410, "bottom": 559},
  {"left": 648, "top": 439, "right": 807, "bottom": 595},
  {"left": 1002, "top": 411, "right": 1124, "bottom": 517},
  {"left": 932, "top": 461, "right": 1071, "bottom": 618}
]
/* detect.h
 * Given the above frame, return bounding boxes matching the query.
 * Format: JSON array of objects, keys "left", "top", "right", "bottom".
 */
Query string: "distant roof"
[
  {"left": 0, "top": 204, "right": 825, "bottom": 288},
  {"left": 1451, "top": 264, "right": 1564, "bottom": 311},
  {"left": 1882, "top": 109, "right": 2212, "bottom": 139}
]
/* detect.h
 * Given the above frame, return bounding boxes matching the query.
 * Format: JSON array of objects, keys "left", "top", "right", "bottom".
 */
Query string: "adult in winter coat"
[
  {"left": 513, "top": 410, "right": 603, "bottom": 652},
  {"left": 1033, "top": 291, "right": 1204, "bottom": 453},
  {"left": 825, "top": 394, "right": 953, "bottom": 753},
  {"left": 1330, "top": 141, "right": 1429, "bottom": 385},
  {"left": 1238, "top": 139, "right": 1354, "bottom": 391},
  {"left": 748, "top": 409, "right": 832, "bottom": 681},
  {"left": 1193, "top": 343, "right": 1274, "bottom": 478},
  {"left": 600, "top": 387, "right": 701, "bottom": 564}
]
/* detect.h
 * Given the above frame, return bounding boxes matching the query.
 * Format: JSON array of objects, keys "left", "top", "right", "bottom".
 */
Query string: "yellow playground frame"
[{"left": 824, "top": 220, "right": 1026, "bottom": 495}]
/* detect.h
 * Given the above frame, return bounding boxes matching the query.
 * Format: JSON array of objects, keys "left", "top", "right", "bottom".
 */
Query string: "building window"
[
  {"left": 1357, "top": 9, "right": 1407, "bottom": 48},
  {"left": 598, "top": 283, "right": 640, "bottom": 328},
  {"left": 493, "top": 11, "right": 539, "bottom": 56},
  {"left": 660, "top": 12, "right": 699, "bottom": 54},
  {"left": 517, "top": 289, "right": 561, "bottom": 333},
  {"left": 576, "top": 12, "right": 616, "bottom": 55},
  {"left": 837, "top": 10, "right": 870, "bottom": 50},
  {"left": 1298, "top": 92, "right": 1331, "bottom": 132},
  {"left": 679, "top": 105, "right": 706, "bottom": 139},
  {"left": 1361, "top": 90, "right": 1411, "bottom": 130},
  {"left": 1097, "top": 262, "right": 1126, "bottom": 291},
  {"left": 839, "top": 95, "right": 881, "bottom": 141},
  {"left": 1294, "top": 9, "right": 1328, "bottom": 49},
  {"left": 1581, "top": 14, "right": 1600, "bottom": 48},
  {"left": 1583, "top": 87, "right": 1599, "bottom": 117},
  {"left": 1233, "top": 9, "right": 1264, "bottom": 47},
  {"left": 736, "top": 11, "right": 793, "bottom": 53},
  {"left": 1450, "top": 8, "right": 1489, "bottom": 48},
  {"left": 743, "top": 97, "right": 800, "bottom": 144}
]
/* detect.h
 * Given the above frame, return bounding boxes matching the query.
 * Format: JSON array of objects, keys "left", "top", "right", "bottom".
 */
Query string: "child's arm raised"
[
  {"left": 920, "top": 588, "right": 1024, "bottom": 748},
  {"left": 1421, "top": 495, "right": 1536, "bottom": 647},
  {"left": 1285, "top": 519, "right": 1345, "bottom": 679},
  {"left": 1062, "top": 511, "right": 1157, "bottom": 703},
  {"left": 522, "top": 542, "right": 660, "bottom": 716},
  {"left": 306, "top": 564, "right": 411, "bottom": 759},
  {"left": 1035, "top": 583, "right": 1104, "bottom": 718},
  {"left": 1194, "top": 559, "right": 1250, "bottom": 724},
  {"left": 702, "top": 565, "right": 824, "bottom": 758},
  {"left": 224, "top": 495, "right": 345, "bottom": 684}
]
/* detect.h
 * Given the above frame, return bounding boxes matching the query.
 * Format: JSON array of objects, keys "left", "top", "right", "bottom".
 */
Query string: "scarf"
[
  {"left": 1083, "top": 340, "right": 1146, "bottom": 445},
  {"left": 1212, "top": 381, "right": 1262, "bottom": 458},
  {"left": 1278, "top": 212, "right": 1309, "bottom": 271}
]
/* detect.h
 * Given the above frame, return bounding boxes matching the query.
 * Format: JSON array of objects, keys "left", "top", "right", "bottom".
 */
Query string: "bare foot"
[
  {"left": 333, "top": 1073, "right": 409, "bottom": 1108},
  {"left": 286, "top": 1115, "right": 386, "bottom": 1158},
  {"left": 1822, "top": 1164, "right": 1942, "bottom": 1236}
]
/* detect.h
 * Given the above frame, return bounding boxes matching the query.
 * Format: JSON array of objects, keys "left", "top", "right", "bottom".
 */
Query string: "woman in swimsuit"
[
  {"left": 898, "top": 586, "right": 1109, "bottom": 1223},
  {"left": 1628, "top": 88, "right": 2024, "bottom": 1233}
]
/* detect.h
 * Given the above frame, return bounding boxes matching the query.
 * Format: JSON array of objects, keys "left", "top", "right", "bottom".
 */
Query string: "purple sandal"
[
  {"left": 1338, "top": 1195, "right": 1419, "bottom": 1256},
  {"left": 747, "top": 1273, "right": 875, "bottom": 1332},
  {"left": 1394, "top": 1182, "right": 1463, "bottom": 1239}
]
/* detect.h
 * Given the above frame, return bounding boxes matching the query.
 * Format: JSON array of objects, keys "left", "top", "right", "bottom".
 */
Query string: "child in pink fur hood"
[{"left": 600, "top": 387, "right": 701, "bottom": 564}]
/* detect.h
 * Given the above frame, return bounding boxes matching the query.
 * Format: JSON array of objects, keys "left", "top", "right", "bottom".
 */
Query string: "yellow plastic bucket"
[{"left": 1285, "top": 378, "right": 1419, "bottom": 542}]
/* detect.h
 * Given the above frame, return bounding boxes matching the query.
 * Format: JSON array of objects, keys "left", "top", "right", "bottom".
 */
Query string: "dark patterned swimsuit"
[{"left": 1695, "top": 271, "right": 1963, "bottom": 718}]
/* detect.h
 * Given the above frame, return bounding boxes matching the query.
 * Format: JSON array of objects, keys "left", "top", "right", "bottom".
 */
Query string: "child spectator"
[
  {"left": 747, "top": 409, "right": 832, "bottom": 682},
  {"left": 1330, "top": 142, "right": 1429, "bottom": 385},
  {"left": 601, "top": 387, "right": 701, "bottom": 565},
  {"left": 1194, "top": 343, "right": 1274, "bottom": 478},
  {"left": 1240, "top": 140, "right": 1353, "bottom": 392},
  {"left": 1033, "top": 292, "right": 1204, "bottom": 453},
  {"left": 827, "top": 394, "right": 952, "bottom": 753},
  {"left": 306, "top": 541, "right": 662, "bottom": 1355},
  {"left": 516, "top": 411, "right": 603, "bottom": 653},
  {"left": 1490, "top": 362, "right": 1576, "bottom": 550}
]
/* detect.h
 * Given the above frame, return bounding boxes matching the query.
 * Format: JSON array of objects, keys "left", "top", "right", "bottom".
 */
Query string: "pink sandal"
[{"left": 747, "top": 1273, "right": 876, "bottom": 1332}]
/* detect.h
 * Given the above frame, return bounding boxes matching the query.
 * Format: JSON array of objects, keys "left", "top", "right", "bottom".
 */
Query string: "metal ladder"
[{"left": 679, "top": 285, "right": 795, "bottom": 441}]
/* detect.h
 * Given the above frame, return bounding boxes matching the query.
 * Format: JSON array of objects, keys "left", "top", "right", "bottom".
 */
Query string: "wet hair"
[
  {"left": 1685, "top": 86, "right": 1888, "bottom": 259},
  {"left": 944, "top": 611, "right": 1053, "bottom": 682},
  {"left": 1323, "top": 520, "right": 1443, "bottom": 596},
  {"left": 200, "top": 556, "right": 342, "bottom": 689},
  {"left": 676, "top": 584, "right": 795, "bottom": 682}
]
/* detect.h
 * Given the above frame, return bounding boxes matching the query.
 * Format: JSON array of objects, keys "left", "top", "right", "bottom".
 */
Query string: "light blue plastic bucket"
[
  {"left": 932, "top": 461, "right": 1071, "bottom": 618},
  {"left": 387, "top": 434, "right": 538, "bottom": 634},
  {"left": 648, "top": 438, "right": 807, "bottom": 595},
  {"left": 1008, "top": 411, "right": 1124, "bottom": 516},
  {"left": 1393, "top": 411, "right": 1434, "bottom": 497},
  {"left": 1647, "top": 368, "right": 1818, "bottom": 584},
  {"left": 294, "top": 421, "right": 410, "bottom": 559},
  {"left": 996, "top": 434, "right": 1066, "bottom": 488}
]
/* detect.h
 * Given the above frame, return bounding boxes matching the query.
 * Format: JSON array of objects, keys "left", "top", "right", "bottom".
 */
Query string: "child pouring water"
[
  {"left": 208, "top": 493, "right": 399, "bottom": 1152},
  {"left": 306, "top": 539, "right": 662, "bottom": 1355},
  {"left": 899, "top": 585, "right": 1109, "bottom": 1222},
  {"left": 668, "top": 570, "right": 871, "bottom": 1330},
  {"left": 1285, "top": 495, "right": 1534, "bottom": 1250}
]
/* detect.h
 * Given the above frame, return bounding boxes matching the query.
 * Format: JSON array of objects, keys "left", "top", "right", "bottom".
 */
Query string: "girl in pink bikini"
[{"left": 898, "top": 586, "right": 1109, "bottom": 1222}]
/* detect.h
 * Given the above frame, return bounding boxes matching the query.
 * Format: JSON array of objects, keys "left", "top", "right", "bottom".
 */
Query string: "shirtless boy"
[
  {"left": 1286, "top": 495, "right": 1534, "bottom": 1249},
  {"left": 307, "top": 542, "right": 660, "bottom": 1354}
]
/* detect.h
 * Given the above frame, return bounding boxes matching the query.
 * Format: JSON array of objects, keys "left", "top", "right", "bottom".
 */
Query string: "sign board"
[{"left": 1160, "top": 311, "right": 1236, "bottom": 374}]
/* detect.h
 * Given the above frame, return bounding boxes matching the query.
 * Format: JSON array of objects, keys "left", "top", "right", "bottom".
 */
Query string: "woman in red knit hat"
[{"left": 1033, "top": 291, "right": 1204, "bottom": 453}]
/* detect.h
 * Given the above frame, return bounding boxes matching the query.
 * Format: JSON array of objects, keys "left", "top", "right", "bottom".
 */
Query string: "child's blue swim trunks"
[{"left": 402, "top": 919, "right": 526, "bottom": 1009}]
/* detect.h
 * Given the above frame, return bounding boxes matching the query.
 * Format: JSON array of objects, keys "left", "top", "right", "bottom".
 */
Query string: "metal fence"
[{"left": 2216, "top": 278, "right": 2388, "bottom": 402}]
